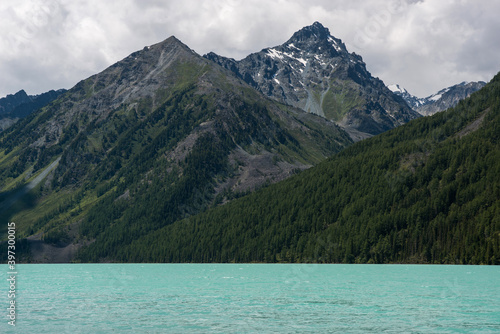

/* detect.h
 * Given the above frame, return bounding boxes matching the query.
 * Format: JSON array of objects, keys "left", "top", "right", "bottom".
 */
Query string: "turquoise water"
[{"left": 1, "top": 264, "right": 499, "bottom": 333}]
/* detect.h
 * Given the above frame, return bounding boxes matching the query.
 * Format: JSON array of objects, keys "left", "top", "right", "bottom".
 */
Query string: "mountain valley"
[
  {"left": 0, "top": 32, "right": 352, "bottom": 262},
  {"left": 0, "top": 22, "right": 497, "bottom": 264}
]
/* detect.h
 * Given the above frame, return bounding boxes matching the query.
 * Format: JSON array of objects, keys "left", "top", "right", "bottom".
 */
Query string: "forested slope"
[
  {"left": 0, "top": 37, "right": 351, "bottom": 262},
  {"left": 95, "top": 72, "right": 500, "bottom": 264}
]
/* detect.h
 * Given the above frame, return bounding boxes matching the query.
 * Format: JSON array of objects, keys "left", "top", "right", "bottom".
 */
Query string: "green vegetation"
[
  {"left": 1, "top": 37, "right": 497, "bottom": 264},
  {"left": 322, "top": 80, "right": 365, "bottom": 122},
  {"left": 0, "top": 53, "right": 350, "bottom": 262},
  {"left": 75, "top": 96, "right": 347, "bottom": 262},
  {"left": 105, "top": 72, "right": 500, "bottom": 264}
]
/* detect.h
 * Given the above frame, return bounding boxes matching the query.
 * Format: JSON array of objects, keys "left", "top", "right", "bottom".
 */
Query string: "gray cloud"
[{"left": 0, "top": 0, "right": 499, "bottom": 98}]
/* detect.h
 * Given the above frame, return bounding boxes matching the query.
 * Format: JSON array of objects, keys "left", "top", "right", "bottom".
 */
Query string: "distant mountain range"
[
  {"left": 0, "top": 90, "right": 32, "bottom": 115},
  {"left": 1, "top": 22, "right": 482, "bottom": 134},
  {"left": 389, "top": 81, "right": 486, "bottom": 116},
  {"left": 0, "top": 89, "right": 66, "bottom": 130}
]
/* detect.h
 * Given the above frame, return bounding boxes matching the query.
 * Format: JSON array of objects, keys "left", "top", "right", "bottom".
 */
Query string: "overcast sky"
[{"left": 1, "top": 0, "right": 499, "bottom": 98}]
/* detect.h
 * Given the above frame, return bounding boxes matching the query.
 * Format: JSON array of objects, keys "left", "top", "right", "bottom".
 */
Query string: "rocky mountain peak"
[
  {"left": 283, "top": 22, "right": 347, "bottom": 56},
  {"left": 117, "top": 35, "right": 200, "bottom": 70},
  {"left": 149, "top": 35, "right": 190, "bottom": 52},
  {"left": 288, "top": 21, "right": 331, "bottom": 42},
  {"left": 204, "top": 22, "right": 418, "bottom": 138}
]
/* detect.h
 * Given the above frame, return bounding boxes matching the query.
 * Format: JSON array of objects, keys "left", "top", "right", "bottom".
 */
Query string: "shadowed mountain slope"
[{"left": 111, "top": 72, "right": 500, "bottom": 264}]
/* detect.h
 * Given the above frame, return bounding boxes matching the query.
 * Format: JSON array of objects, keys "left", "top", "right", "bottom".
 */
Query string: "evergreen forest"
[{"left": 76, "top": 73, "right": 500, "bottom": 264}]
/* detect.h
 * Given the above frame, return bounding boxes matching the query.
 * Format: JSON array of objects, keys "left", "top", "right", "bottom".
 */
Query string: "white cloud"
[
  {"left": 0, "top": 0, "right": 499, "bottom": 98},
  {"left": 347, "top": 0, "right": 500, "bottom": 96}
]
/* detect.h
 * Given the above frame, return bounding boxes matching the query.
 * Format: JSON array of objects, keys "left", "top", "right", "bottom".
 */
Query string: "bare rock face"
[{"left": 205, "top": 22, "right": 420, "bottom": 138}]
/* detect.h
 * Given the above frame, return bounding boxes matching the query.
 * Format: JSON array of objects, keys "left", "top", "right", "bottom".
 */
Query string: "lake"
[{"left": 1, "top": 264, "right": 499, "bottom": 333}]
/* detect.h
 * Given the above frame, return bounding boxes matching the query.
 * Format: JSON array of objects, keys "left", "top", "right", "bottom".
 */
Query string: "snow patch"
[
  {"left": 328, "top": 36, "right": 342, "bottom": 52},
  {"left": 388, "top": 84, "right": 406, "bottom": 94},
  {"left": 267, "top": 48, "right": 284, "bottom": 60},
  {"left": 267, "top": 47, "right": 309, "bottom": 69},
  {"left": 294, "top": 57, "right": 307, "bottom": 66},
  {"left": 429, "top": 94, "right": 442, "bottom": 102}
]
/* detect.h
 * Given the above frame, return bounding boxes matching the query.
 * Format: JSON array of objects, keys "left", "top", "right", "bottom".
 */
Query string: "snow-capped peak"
[
  {"left": 388, "top": 81, "right": 486, "bottom": 116},
  {"left": 388, "top": 84, "right": 428, "bottom": 109},
  {"left": 388, "top": 84, "right": 407, "bottom": 94}
]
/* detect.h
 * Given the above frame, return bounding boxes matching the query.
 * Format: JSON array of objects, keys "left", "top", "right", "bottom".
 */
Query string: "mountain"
[
  {"left": 387, "top": 84, "right": 425, "bottom": 109},
  {"left": 0, "top": 90, "right": 31, "bottom": 115},
  {"left": 112, "top": 72, "right": 500, "bottom": 264},
  {"left": 417, "top": 81, "right": 487, "bottom": 116},
  {"left": 0, "top": 36, "right": 352, "bottom": 262},
  {"left": 0, "top": 118, "right": 17, "bottom": 131},
  {"left": 389, "top": 81, "right": 486, "bottom": 116},
  {"left": 0, "top": 89, "right": 67, "bottom": 131},
  {"left": 205, "top": 22, "right": 420, "bottom": 140},
  {"left": 7, "top": 89, "right": 67, "bottom": 119}
]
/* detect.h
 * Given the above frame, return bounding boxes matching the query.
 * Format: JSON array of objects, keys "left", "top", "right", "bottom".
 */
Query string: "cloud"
[
  {"left": 346, "top": 0, "right": 500, "bottom": 96},
  {"left": 0, "top": 0, "right": 499, "bottom": 98}
]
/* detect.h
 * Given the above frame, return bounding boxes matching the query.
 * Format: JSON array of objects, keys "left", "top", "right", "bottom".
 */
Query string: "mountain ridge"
[
  {"left": 111, "top": 72, "right": 500, "bottom": 264},
  {"left": 0, "top": 90, "right": 31, "bottom": 115},
  {"left": 0, "top": 89, "right": 67, "bottom": 131},
  {"left": 0, "top": 33, "right": 352, "bottom": 262},
  {"left": 2, "top": 23, "right": 494, "bottom": 264},
  {"left": 205, "top": 22, "right": 420, "bottom": 139},
  {"left": 389, "top": 81, "right": 486, "bottom": 116}
]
